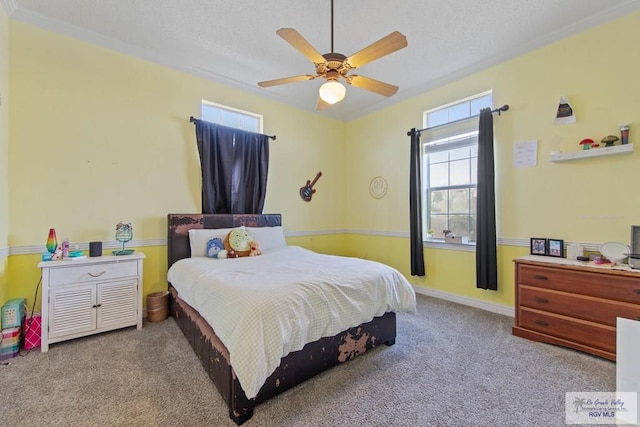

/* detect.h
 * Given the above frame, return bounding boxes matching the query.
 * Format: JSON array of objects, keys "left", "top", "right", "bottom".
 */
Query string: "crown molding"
[{"left": 0, "top": 0, "right": 17, "bottom": 16}]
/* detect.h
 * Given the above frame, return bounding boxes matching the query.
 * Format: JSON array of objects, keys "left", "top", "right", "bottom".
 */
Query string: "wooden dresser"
[{"left": 513, "top": 256, "right": 640, "bottom": 361}]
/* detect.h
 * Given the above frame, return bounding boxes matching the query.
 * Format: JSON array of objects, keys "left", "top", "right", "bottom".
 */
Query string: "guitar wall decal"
[{"left": 300, "top": 172, "right": 322, "bottom": 202}]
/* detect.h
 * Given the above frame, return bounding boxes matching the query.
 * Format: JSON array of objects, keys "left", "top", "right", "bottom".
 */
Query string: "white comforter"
[{"left": 167, "top": 245, "right": 416, "bottom": 399}]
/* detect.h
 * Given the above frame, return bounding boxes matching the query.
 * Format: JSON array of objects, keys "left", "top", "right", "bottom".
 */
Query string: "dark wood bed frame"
[{"left": 167, "top": 214, "right": 397, "bottom": 425}]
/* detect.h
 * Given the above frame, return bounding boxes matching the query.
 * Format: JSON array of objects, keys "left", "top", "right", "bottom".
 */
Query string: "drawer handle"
[
  {"left": 533, "top": 275, "right": 548, "bottom": 281},
  {"left": 534, "top": 320, "right": 549, "bottom": 327},
  {"left": 634, "top": 289, "right": 640, "bottom": 295},
  {"left": 533, "top": 297, "right": 548, "bottom": 304},
  {"left": 88, "top": 271, "right": 107, "bottom": 278},
  {"left": 92, "top": 304, "right": 102, "bottom": 308}
]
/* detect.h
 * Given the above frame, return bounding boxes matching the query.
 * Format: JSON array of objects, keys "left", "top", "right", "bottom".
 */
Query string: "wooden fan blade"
[
  {"left": 316, "top": 97, "right": 331, "bottom": 111},
  {"left": 347, "top": 75, "right": 399, "bottom": 97},
  {"left": 276, "top": 28, "right": 326, "bottom": 64},
  {"left": 345, "top": 31, "right": 407, "bottom": 69},
  {"left": 258, "top": 74, "right": 318, "bottom": 87}
]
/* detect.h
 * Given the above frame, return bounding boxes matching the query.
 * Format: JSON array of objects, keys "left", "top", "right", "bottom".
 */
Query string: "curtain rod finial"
[{"left": 496, "top": 105, "right": 509, "bottom": 115}]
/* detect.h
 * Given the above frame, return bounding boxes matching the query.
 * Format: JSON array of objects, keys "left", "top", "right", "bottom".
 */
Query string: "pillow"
[
  {"left": 224, "top": 226, "right": 254, "bottom": 257},
  {"left": 188, "top": 228, "right": 234, "bottom": 257},
  {"left": 246, "top": 226, "right": 287, "bottom": 251}
]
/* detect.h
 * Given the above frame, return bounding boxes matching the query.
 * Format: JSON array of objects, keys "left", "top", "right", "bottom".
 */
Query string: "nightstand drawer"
[
  {"left": 49, "top": 261, "right": 138, "bottom": 286},
  {"left": 519, "top": 285, "right": 640, "bottom": 326},
  {"left": 519, "top": 307, "right": 615, "bottom": 353}
]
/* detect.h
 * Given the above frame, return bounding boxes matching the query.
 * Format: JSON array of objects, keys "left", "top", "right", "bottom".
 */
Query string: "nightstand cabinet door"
[
  {"left": 98, "top": 279, "right": 138, "bottom": 328},
  {"left": 49, "top": 286, "right": 97, "bottom": 338}
]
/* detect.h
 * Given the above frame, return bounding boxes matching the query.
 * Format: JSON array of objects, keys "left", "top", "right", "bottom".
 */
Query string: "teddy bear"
[
  {"left": 249, "top": 240, "right": 262, "bottom": 257},
  {"left": 206, "top": 237, "right": 225, "bottom": 258}
]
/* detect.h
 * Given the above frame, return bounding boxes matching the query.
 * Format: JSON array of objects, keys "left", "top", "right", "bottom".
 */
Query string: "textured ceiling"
[{"left": 6, "top": 0, "right": 640, "bottom": 121}]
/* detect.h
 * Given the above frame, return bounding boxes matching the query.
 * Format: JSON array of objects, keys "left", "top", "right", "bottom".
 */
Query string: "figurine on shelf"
[
  {"left": 601, "top": 135, "right": 619, "bottom": 147},
  {"left": 620, "top": 124, "right": 630, "bottom": 145},
  {"left": 579, "top": 138, "right": 594, "bottom": 150}
]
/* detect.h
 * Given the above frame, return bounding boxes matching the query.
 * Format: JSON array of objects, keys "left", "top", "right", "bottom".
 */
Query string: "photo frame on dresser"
[
  {"left": 530, "top": 238, "right": 547, "bottom": 255},
  {"left": 547, "top": 239, "right": 564, "bottom": 257}
]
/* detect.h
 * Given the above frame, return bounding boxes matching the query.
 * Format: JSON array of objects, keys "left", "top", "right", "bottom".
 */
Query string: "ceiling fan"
[{"left": 257, "top": 0, "right": 408, "bottom": 110}]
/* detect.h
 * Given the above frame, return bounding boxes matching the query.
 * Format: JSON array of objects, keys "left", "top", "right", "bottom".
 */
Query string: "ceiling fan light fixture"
[{"left": 319, "top": 80, "right": 346, "bottom": 104}]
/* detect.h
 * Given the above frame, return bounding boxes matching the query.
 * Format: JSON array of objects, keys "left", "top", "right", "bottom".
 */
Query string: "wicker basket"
[{"left": 146, "top": 291, "right": 169, "bottom": 322}]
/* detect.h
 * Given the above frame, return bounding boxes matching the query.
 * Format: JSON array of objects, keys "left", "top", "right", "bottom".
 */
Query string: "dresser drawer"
[
  {"left": 49, "top": 261, "right": 138, "bottom": 286},
  {"left": 519, "top": 285, "right": 640, "bottom": 326},
  {"left": 519, "top": 307, "right": 615, "bottom": 353},
  {"left": 518, "top": 264, "right": 640, "bottom": 304}
]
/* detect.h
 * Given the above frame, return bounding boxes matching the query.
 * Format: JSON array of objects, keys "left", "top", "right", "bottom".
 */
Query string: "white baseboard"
[{"left": 413, "top": 285, "right": 515, "bottom": 317}]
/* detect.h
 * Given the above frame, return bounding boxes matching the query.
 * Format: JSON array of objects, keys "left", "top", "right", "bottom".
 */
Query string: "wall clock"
[{"left": 369, "top": 176, "right": 388, "bottom": 199}]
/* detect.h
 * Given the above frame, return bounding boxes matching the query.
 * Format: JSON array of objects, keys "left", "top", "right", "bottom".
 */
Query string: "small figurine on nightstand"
[
  {"left": 51, "top": 245, "right": 64, "bottom": 260},
  {"left": 113, "top": 221, "right": 134, "bottom": 256}
]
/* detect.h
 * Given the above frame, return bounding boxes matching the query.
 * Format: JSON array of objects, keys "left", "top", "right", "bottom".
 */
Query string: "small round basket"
[{"left": 146, "top": 291, "right": 169, "bottom": 322}]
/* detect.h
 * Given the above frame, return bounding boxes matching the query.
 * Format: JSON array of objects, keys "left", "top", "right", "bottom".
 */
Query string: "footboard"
[{"left": 169, "top": 286, "right": 396, "bottom": 425}]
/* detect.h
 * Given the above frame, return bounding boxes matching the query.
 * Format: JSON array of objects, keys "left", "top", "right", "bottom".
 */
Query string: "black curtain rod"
[
  {"left": 406, "top": 104, "right": 509, "bottom": 136},
  {"left": 189, "top": 116, "right": 276, "bottom": 140}
]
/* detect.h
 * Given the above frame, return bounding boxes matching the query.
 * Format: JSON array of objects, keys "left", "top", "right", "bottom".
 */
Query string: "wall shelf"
[{"left": 550, "top": 144, "right": 633, "bottom": 162}]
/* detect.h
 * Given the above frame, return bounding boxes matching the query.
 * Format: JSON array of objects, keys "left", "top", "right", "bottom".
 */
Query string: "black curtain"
[
  {"left": 194, "top": 119, "right": 269, "bottom": 214},
  {"left": 409, "top": 128, "right": 425, "bottom": 276},
  {"left": 476, "top": 108, "right": 498, "bottom": 290}
]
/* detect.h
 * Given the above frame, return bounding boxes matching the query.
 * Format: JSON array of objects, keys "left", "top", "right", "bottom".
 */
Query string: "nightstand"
[{"left": 38, "top": 252, "right": 145, "bottom": 352}]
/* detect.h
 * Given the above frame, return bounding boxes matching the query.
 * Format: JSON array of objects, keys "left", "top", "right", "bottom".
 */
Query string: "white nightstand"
[{"left": 38, "top": 252, "right": 145, "bottom": 352}]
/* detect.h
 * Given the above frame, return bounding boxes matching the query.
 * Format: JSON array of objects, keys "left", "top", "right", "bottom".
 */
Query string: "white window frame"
[
  {"left": 201, "top": 100, "right": 263, "bottom": 134},
  {"left": 421, "top": 91, "right": 493, "bottom": 246}
]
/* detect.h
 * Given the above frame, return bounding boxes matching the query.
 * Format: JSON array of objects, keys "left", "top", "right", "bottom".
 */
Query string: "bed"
[{"left": 166, "top": 214, "right": 416, "bottom": 425}]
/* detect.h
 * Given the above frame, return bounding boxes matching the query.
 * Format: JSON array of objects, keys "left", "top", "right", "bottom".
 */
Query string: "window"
[
  {"left": 422, "top": 91, "right": 492, "bottom": 242},
  {"left": 201, "top": 100, "right": 263, "bottom": 133}
]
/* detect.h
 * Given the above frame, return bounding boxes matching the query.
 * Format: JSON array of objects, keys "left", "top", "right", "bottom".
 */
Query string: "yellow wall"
[
  {"left": 345, "top": 11, "right": 640, "bottom": 308},
  {"left": 5, "top": 11, "right": 640, "bottom": 315},
  {"left": 0, "top": 5, "right": 9, "bottom": 313},
  {"left": 7, "top": 21, "right": 346, "bottom": 310}
]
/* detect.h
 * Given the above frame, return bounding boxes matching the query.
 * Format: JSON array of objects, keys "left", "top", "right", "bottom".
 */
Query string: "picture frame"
[
  {"left": 547, "top": 238, "right": 564, "bottom": 258},
  {"left": 530, "top": 238, "right": 547, "bottom": 255}
]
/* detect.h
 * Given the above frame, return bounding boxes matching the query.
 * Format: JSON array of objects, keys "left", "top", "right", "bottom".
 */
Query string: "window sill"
[{"left": 423, "top": 239, "right": 476, "bottom": 252}]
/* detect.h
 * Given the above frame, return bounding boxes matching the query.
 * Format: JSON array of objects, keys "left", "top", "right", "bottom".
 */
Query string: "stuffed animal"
[
  {"left": 218, "top": 249, "right": 228, "bottom": 259},
  {"left": 51, "top": 245, "right": 64, "bottom": 260},
  {"left": 206, "top": 237, "right": 225, "bottom": 258},
  {"left": 224, "top": 227, "right": 254, "bottom": 257},
  {"left": 226, "top": 249, "right": 238, "bottom": 258},
  {"left": 249, "top": 240, "right": 262, "bottom": 257}
]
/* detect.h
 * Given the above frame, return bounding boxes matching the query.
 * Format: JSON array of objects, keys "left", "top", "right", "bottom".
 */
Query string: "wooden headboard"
[{"left": 167, "top": 214, "right": 282, "bottom": 267}]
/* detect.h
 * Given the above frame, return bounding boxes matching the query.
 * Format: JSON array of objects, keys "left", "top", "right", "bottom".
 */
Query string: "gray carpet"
[{"left": 0, "top": 294, "right": 614, "bottom": 426}]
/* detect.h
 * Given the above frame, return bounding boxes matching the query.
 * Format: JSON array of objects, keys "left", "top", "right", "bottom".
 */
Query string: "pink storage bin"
[{"left": 23, "top": 314, "right": 41, "bottom": 350}]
